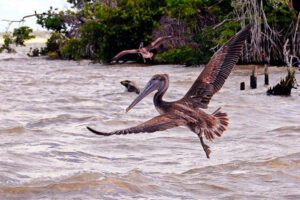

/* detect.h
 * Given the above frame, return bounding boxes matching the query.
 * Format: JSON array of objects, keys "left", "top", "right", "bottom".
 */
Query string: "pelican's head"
[{"left": 126, "top": 74, "right": 169, "bottom": 112}]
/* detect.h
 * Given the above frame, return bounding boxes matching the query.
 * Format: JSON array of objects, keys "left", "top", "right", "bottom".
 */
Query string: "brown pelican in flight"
[
  {"left": 111, "top": 36, "right": 174, "bottom": 63},
  {"left": 87, "top": 25, "right": 252, "bottom": 158}
]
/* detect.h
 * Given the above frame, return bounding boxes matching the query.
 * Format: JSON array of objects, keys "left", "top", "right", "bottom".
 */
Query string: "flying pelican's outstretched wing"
[
  {"left": 87, "top": 114, "right": 187, "bottom": 136},
  {"left": 183, "top": 25, "right": 252, "bottom": 109},
  {"left": 111, "top": 49, "right": 139, "bottom": 62},
  {"left": 147, "top": 36, "right": 174, "bottom": 51}
]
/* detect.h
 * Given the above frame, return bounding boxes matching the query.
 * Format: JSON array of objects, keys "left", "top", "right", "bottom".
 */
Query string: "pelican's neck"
[{"left": 154, "top": 78, "right": 169, "bottom": 107}]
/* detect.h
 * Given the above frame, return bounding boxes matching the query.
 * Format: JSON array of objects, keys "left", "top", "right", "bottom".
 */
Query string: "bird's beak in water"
[{"left": 126, "top": 79, "right": 159, "bottom": 112}]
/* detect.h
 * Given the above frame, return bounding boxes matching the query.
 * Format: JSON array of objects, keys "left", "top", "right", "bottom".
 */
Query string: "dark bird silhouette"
[
  {"left": 120, "top": 80, "right": 140, "bottom": 94},
  {"left": 111, "top": 36, "right": 174, "bottom": 63},
  {"left": 87, "top": 25, "right": 252, "bottom": 158}
]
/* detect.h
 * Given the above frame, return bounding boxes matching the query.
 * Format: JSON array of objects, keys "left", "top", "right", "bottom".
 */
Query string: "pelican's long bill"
[{"left": 126, "top": 78, "right": 159, "bottom": 112}]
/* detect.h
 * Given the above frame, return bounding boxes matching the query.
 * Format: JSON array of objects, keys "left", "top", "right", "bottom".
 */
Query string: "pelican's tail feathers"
[
  {"left": 203, "top": 107, "right": 228, "bottom": 141},
  {"left": 213, "top": 107, "right": 228, "bottom": 137}
]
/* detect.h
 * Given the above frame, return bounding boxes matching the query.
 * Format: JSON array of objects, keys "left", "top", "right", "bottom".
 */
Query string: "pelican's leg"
[{"left": 197, "top": 134, "right": 211, "bottom": 159}]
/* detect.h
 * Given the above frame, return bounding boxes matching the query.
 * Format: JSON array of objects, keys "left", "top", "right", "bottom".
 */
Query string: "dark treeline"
[{"left": 4, "top": 0, "right": 300, "bottom": 65}]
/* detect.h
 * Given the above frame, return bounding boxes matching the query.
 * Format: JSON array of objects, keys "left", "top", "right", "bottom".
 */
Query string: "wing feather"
[
  {"left": 183, "top": 25, "right": 252, "bottom": 109},
  {"left": 147, "top": 36, "right": 174, "bottom": 50},
  {"left": 87, "top": 114, "right": 187, "bottom": 136},
  {"left": 111, "top": 49, "right": 139, "bottom": 62}
]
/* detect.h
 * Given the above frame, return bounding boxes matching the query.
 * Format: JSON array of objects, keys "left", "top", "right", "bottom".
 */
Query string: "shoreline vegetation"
[
  {"left": 0, "top": 0, "right": 299, "bottom": 67},
  {"left": 0, "top": 32, "right": 50, "bottom": 44}
]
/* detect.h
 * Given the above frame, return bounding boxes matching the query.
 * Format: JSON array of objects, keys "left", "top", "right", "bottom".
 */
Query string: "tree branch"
[
  {"left": 207, "top": 0, "right": 225, "bottom": 10},
  {"left": 2, "top": 13, "right": 54, "bottom": 23},
  {"left": 213, "top": 19, "right": 228, "bottom": 29}
]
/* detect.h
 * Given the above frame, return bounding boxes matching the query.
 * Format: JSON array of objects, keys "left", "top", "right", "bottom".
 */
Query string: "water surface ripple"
[{"left": 0, "top": 45, "right": 300, "bottom": 199}]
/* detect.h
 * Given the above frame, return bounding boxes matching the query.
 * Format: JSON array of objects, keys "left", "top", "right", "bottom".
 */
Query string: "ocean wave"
[
  {"left": 270, "top": 126, "right": 300, "bottom": 133},
  {"left": 0, "top": 126, "right": 25, "bottom": 134}
]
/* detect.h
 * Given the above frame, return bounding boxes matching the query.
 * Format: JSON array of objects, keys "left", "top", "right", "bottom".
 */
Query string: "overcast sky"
[{"left": 0, "top": 0, "right": 71, "bottom": 32}]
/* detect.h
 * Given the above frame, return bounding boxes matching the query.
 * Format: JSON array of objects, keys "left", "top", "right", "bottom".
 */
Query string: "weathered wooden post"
[
  {"left": 250, "top": 65, "right": 257, "bottom": 89},
  {"left": 264, "top": 64, "right": 269, "bottom": 85},
  {"left": 240, "top": 82, "right": 245, "bottom": 90}
]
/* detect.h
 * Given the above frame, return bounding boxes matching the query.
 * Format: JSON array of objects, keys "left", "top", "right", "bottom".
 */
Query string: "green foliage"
[
  {"left": 263, "top": 0, "right": 298, "bottom": 30},
  {"left": 61, "top": 39, "right": 83, "bottom": 60},
  {"left": 40, "top": 32, "right": 66, "bottom": 57},
  {"left": 208, "top": 0, "right": 232, "bottom": 20},
  {"left": 0, "top": 34, "right": 16, "bottom": 53},
  {"left": 192, "top": 28, "right": 216, "bottom": 64},
  {"left": 77, "top": 0, "right": 165, "bottom": 62},
  {"left": 3, "top": 34, "right": 13, "bottom": 48},
  {"left": 31, "top": 0, "right": 298, "bottom": 65},
  {"left": 44, "top": 15, "right": 64, "bottom": 32},
  {"left": 166, "top": 0, "right": 209, "bottom": 17},
  {"left": 13, "top": 26, "right": 35, "bottom": 46},
  {"left": 27, "top": 48, "right": 40, "bottom": 57},
  {"left": 79, "top": 20, "right": 104, "bottom": 60},
  {"left": 72, "top": 0, "right": 237, "bottom": 63},
  {"left": 165, "top": 0, "right": 209, "bottom": 29},
  {"left": 1, "top": 27, "right": 35, "bottom": 54},
  {"left": 36, "top": 7, "right": 66, "bottom": 32},
  {"left": 214, "top": 20, "right": 240, "bottom": 45},
  {"left": 189, "top": 20, "right": 240, "bottom": 64},
  {"left": 155, "top": 46, "right": 198, "bottom": 65}
]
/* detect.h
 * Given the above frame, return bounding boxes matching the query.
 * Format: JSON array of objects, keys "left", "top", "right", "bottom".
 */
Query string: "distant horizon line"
[{"left": 0, "top": 30, "right": 51, "bottom": 34}]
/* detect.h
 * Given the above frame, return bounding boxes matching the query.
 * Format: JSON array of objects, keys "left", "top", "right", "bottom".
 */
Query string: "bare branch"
[
  {"left": 2, "top": 13, "right": 55, "bottom": 23},
  {"left": 207, "top": 0, "right": 225, "bottom": 10},
  {"left": 292, "top": 12, "right": 300, "bottom": 56},
  {"left": 213, "top": 19, "right": 228, "bottom": 29},
  {"left": 284, "top": 39, "right": 299, "bottom": 67}
]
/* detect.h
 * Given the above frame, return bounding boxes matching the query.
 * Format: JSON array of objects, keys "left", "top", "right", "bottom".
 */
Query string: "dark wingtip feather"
[{"left": 86, "top": 126, "right": 111, "bottom": 136}]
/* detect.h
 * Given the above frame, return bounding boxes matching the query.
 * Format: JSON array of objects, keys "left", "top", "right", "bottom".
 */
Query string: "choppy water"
[{"left": 0, "top": 45, "right": 300, "bottom": 199}]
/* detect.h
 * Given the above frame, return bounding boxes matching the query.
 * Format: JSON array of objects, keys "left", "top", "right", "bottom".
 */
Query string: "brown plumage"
[
  {"left": 87, "top": 25, "right": 252, "bottom": 158},
  {"left": 111, "top": 36, "right": 174, "bottom": 63}
]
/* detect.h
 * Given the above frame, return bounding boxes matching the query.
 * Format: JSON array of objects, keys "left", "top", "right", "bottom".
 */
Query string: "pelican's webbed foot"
[{"left": 198, "top": 135, "right": 211, "bottom": 159}]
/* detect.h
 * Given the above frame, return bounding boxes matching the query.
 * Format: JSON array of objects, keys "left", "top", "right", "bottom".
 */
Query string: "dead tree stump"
[
  {"left": 267, "top": 68, "right": 297, "bottom": 96},
  {"left": 264, "top": 64, "right": 269, "bottom": 85},
  {"left": 240, "top": 82, "right": 245, "bottom": 90},
  {"left": 250, "top": 65, "right": 257, "bottom": 89}
]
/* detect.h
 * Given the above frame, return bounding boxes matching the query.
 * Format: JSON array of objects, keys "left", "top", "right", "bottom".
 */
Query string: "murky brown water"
[{"left": 0, "top": 45, "right": 300, "bottom": 199}]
